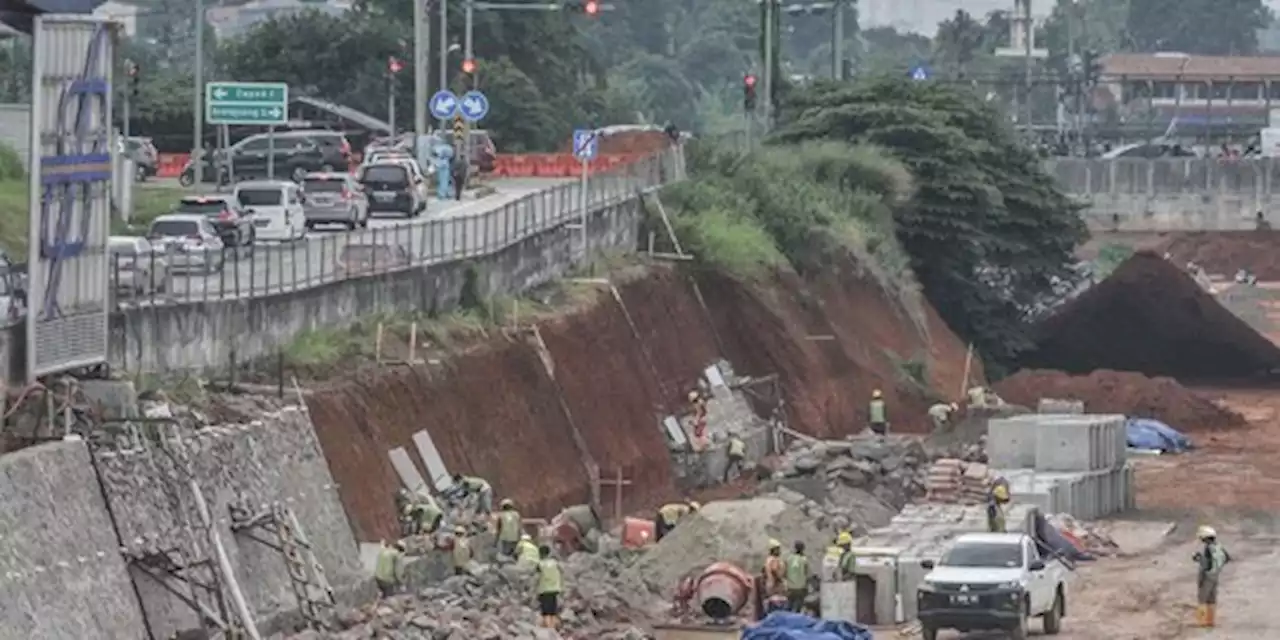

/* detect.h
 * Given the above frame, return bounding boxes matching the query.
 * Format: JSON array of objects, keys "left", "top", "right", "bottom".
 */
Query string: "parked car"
[
  {"left": 336, "top": 242, "right": 411, "bottom": 278},
  {"left": 120, "top": 136, "right": 159, "bottom": 181},
  {"left": 383, "top": 157, "right": 430, "bottom": 204},
  {"left": 302, "top": 172, "right": 369, "bottom": 230},
  {"left": 174, "top": 194, "right": 255, "bottom": 250},
  {"left": 145, "top": 214, "right": 226, "bottom": 274},
  {"left": 178, "top": 129, "right": 353, "bottom": 186},
  {"left": 234, "top": 180, "right": 308, "bottom": 242},
  {"left": 108, "top": 236, "right": 170, "bottom": 297},
  {"left": 357, "top": 162, "right": 424, "bottom": 218}
]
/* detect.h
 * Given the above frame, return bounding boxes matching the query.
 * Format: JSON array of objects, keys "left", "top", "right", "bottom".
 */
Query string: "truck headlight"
[{"left": 997, "top": 581, "right": 1022, "bottom": 590}]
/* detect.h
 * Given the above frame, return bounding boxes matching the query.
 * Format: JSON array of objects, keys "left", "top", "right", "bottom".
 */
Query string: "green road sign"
[{"left": 206, "top": 81, "right": 289, "bottom": 125}]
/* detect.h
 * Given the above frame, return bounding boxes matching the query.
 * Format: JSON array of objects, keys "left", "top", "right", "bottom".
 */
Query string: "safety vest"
[
  {"left": 764, "top": 555, "right": 784, "bottom": 591},
  {"left": 517, "top": 540, "right": 540, "bottom": 565},
  {"left": 839, "top": 549, "right": 857, "bottom": 580},
  {"left": 374, "top": 547, "right": 401, "bottom": 583},
  {"left": 821, "top": 545, "right": 842, "bottom": 580},
  {"left": 784, "top": 553, "right": 809, "bottom": 590},
  {"left": 498, "top": 510, "right": 522, "bottom": 542},
  {"left": 452, "top": 537, "right": 472, "bottom": 568},
  {"left": 536, "top": 558, "right": 564, "bottom": 594},
  {"left": 1202, "top": 543, "right": 1229, "bottom": 577},
  {"left": 412, "top": 502, "right": 442, "bottom": 529},
  {"left": 463, "top": 476, "right": 490, "bottom": 493},
  {"left": 659, "top": 503, "right": 689, "bottom": 525},
  {"left": 728, "top": 437, "right": 746, "bottom": 458},
  {"left": 869, "top": 399, "right": 886, "bottom": 423}
]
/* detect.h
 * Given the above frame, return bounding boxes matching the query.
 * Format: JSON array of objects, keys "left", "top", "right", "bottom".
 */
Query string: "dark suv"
[{"left": 179, "top": 129, "right": 353, "bottom": 185}]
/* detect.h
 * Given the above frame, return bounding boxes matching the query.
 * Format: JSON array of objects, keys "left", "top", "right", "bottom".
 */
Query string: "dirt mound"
[
  {"left": 1022, "top": 251, "right": 1280, "bottom": 378},
  {"left": 1157, "top": 231, "right": 1280, "bottom": 279},
  {"left": 994, "top": 369, "right": 1245, "bottom": 431}
]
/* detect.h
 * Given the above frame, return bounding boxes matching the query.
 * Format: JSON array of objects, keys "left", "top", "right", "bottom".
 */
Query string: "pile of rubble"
[
  {"left": 1047, "top": 513, "right": 1121, "bottom": 557},
  {"left": 292, "top": 547, "right": 663, "bottom": 640},
  {"left": 773, "top": 435, "right": 931, "bottom": 510},
  {"left": 924, "top": 459, "right": 993, "bottom": 505}
]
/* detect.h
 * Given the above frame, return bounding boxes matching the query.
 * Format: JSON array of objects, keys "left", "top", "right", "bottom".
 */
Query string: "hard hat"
[
  {"left": 500, "top": 498, "right": 514, "bottom": 508},
  {"left": 520, "top": 533, "right": 532, "bottom": 541},
  {"left": 688, "top": 501, "right": 701, "bottom": 511},
  {"left": 1197, "top": 525, "right": 1217, "bottom": 540},
  {"left": 454, "top": 525, "right": 467, "bottom": 535},
  {"left": 950, "top": 402, "right": 959, "bottom": 411},
  {"left": 992, "top": 485, "right": 1009, "bottom": 501},
  {"left": 836, "top": 531, "right": 854, "bottom": 546},
  {"left": 872, "top": 389, "right": 882, "bottom": 399},
  {"left": 688, "top": 390, "right": 700, "bottom": 402},
  {"left": 393, "top": 540, "right": 406, "bottom": 551},
  {"left": 768, "top": 538, "right": 782, "bottom": 549}
]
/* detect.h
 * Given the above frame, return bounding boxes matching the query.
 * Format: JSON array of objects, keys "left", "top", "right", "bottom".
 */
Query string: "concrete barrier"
[
  {"left": 988, "top": 413, "right": 1127, "bottom": 472},
  {"left": 994, "top": 465, "right": 1133, "bottom": 521},
  {"left": 1037, "top": 398, "right": 1084, "bottom": 414}
]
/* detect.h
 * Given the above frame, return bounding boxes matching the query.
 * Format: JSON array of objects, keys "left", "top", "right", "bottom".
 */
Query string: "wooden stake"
[
  {"left": 375, "top": 322, "right": 384, "bottom": 365},
  {"left": 959, "top": 343, "right": 974, "bottom": 400},
  {"left": 408, "top": 322, "right": 418, "bottom": 364}
]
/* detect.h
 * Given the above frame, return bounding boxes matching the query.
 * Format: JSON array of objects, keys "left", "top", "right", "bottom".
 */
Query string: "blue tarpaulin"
[
  {"left": 1126, "top": 418, "right": 1193, "bottom": 453},
  {"left": 741, "top": 612, "right": 874, "bottom": 640}
]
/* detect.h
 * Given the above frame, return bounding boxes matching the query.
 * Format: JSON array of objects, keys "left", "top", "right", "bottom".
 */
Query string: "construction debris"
[
  {"left": 773, "top": 435, "right": 931, "bottom": 510},
  {"left": 923, "top": 458, "right": 993, "bottom": 505},
  {"left": 1047, "top": 513, "right": 1121, "bottom": 557}
]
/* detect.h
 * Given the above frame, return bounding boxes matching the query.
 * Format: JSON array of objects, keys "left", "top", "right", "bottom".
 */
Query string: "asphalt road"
[{"left": 123, "top": 175, "right": 644, "bottom": 305}]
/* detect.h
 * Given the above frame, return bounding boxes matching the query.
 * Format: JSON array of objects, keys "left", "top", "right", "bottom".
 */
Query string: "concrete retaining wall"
[{"left": 0, "top": 440, "right": 148, "bottom": 639}]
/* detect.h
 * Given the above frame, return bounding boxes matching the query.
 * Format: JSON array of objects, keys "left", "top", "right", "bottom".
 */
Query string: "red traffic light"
[
  {"left": 388, "top": 57, "right": 403, "bottom": 74},
  {"left": 744, "top": 74, "right": 757, "bottom": 87},
  {"left": 462, "top": 58, "right": 476, "bottom": 74},
  {"left": 584, "top": 0, "right": 599, "bottom": 14}
]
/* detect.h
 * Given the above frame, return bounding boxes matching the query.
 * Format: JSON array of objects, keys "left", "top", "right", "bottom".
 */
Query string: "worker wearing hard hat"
[
  {"left": 655, "top": 500, "right": 700, "bottom": 541},
  {"left": 784, "top": 541, "right": 811, "bottom": 612},
  {"left": 723, "top": 431, "right": 747, "bottom": 483},
  {"left": 868, "top": 389, "right": 888, "bottom": 436},
  {"left": 928, "top": 402, "right": 959, "bottom": 431},
  {"left": 404, "top": 497, "right": 443, "bottom": 536},
  {"left": 451, "top": 525, "right": 474, "bottom": 576},
  {"left": 451, "top": 474, "right": 494, "bottom": 516},
  {"left": 516, "top": 533, "right": 541, "bottom": 567},
  {"left": 494, "top": 498, "right": 523, "bottom": 558},
  {"left": 373, "top": 540, "right": 406, "bottom": 597},
  {"left": 762, "top": 539, "right": 785, "bottom": 596},
  {"left": 689, "top": 390, "right": 709, "bottom": 449},
  {"left": 534, "top": 545, "right": 564, "bottom": 629},
  {"left": 836, "top": 531, "right": 857, "bottom": 581},
  {"left": 1193, "top": 525, "right": 1231, "bottom": 627},
  {"left": 987, "top": 480, "right": 1011, "bottom": 533}
]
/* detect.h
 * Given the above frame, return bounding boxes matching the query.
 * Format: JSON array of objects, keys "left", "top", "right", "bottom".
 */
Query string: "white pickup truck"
[{"left": 915, "top": 532, "right": 1069, "bottom": 640}]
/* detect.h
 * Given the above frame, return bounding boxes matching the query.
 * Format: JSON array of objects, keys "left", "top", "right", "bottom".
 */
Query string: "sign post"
[
  {"left": 205, "top": 81, "right": 288, "bottom": 181},
  {"left": 459, "top": 90, "right": 489, "bottom": 177},
  {"left": 572, "top": 129, "right": 599, "bottom": 261}
]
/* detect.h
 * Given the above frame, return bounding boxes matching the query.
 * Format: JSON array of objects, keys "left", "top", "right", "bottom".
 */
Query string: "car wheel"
[
  {"left": 135, "top": 165, "right": 148, "bottom": 182},
  {"left": 1043, "top": 590, "right": 1063, "bottom": 635},
  {"left": 178, "top": 171, "right": 194, "bottom": 187},
  {"left": 321, "top": 164, "right": 335, "bottom": 173},
  {"left": 920, "top": 624, "right": 937, "bottom": 640},
  {"left": 291, "top": 166, "right": 307, "bottom": 182}
]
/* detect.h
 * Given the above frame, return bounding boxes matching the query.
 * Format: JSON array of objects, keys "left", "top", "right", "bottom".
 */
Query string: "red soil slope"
[
  {"left": 307, "top": 265, "right": 979, "bottom": 541},
  {"left": 1157, "top": 230, "right": 1280, "bottom": 279}
]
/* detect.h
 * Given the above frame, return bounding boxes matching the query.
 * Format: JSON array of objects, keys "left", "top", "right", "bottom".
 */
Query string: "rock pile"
[
  {"left": 924, "top": 459, "right": 993, "bottom": 505},
  {"left": 773, "top": 435, "right": 930, "bottom": 510}
]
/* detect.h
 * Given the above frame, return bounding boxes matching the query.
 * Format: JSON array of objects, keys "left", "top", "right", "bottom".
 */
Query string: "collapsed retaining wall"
[
  {"left": 0, "top": 441, "right": 147, "bottom": 639},
  {"left": 309, "top": 265, "right": 979, "bottom": 542}
]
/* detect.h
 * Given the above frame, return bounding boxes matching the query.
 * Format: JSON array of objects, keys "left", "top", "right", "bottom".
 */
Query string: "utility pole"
[
  {"left": 193, "top": 0, "right": 205, "bottom": 187},
  {"left": 832, "top": 0, "right": 844, "bottom": 80},
  {"left": 763, "top": 0, "right": 773, "bottom": 125},
  {"left": 1023, "top": 0, "right": 1033, "bottom": 132},
  {"left": 414, "top": 0, "right": 430, "bottom": 140},
  {"left": 439, "top": 0, "right": 448, "bottom": 126}
]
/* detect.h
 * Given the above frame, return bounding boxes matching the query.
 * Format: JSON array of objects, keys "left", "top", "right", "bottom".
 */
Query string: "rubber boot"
[
  {"left": 1206, "top": 605, "right": 1216, "bottom": 627},
  {"left": 1195, "top": 605, "right": 1207, "bottom": 627}
]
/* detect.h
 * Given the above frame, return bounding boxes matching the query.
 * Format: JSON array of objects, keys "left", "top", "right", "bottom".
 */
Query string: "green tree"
[
  {"left": 771, "top": 77, "right": 1088, "bottom": 369},
  {"left": 1124, "top": 0, "right": 1272, "bottom": 55}
]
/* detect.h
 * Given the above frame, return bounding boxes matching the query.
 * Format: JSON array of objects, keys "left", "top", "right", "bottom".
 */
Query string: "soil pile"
[
  {"left": 1022, "top": 251, "right": 1280, "bottom": 378},
  {"left": 994, "top": 369, "right": 1245, "bottom": 431},
  {"left": 1157, "top": 231, "right": 1280, "bottom": 279}
]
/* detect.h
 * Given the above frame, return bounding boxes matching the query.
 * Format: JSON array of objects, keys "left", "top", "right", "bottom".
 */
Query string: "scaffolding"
[{"left": 230, "top": 501, "right": 336, "bottom": 629}]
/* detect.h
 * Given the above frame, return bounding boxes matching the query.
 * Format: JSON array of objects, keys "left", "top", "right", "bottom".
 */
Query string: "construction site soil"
[
  {"left": 993, "top": 369, "right": 1246, "bottom": 432},
  {"left": 305, "top": 264, "right": 980, "bottom": 542},
  {"left": 1021, "top": 251, "right": 1280, "bottom": 379},
  {"left": 1156, "top": 229, "right": 1280, "bottom": 279}
]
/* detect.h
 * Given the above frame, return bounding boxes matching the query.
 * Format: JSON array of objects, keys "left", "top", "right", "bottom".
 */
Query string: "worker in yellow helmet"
[
  {"left": 534, "top": 545, "right": 564, "bottom": 629},
  {"left": 655, "top": 500, "right": 699, "bottom": 541},
  {"left": 516, "top": 533, "right": 541, "bottom": 567},
  {"left": 868, "top": 389, "right": 888, "bottom": 436},
  {"left": 451, "top": 525, "right": 474, "bottom": 576},
  {"left": 836, "top": 531, "right": 857, "bottom": 581},
  {"left": 987, "top": 480, "right": 1010, "bottom": 533},
  {"left": 724, "top": 431, "right": 748, "bottom": 483},
  {"left": 1193, "top": 525, "right": 1231, "bottom": 627},
  {"left": 373, "top": 540, "right": 406, "bottom": 597},
  {"left": 494, "top": 498, "right": 523, "bottom": 558},
  {"left": 762, "top": 539, "right": 785, "bottom": 597}
]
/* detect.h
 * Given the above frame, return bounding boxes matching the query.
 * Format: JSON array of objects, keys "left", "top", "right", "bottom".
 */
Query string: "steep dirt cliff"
[{"left": 306, "top": 264, "right": 980, "bottom": 541}]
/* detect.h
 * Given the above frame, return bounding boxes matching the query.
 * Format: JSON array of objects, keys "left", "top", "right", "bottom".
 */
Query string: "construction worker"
[
  {"left": 373, "top": 540, "right": 406, "bottom": 597},
  {"left": 928, "top": 402, "right": 959, "bottom": 431},
  {"left": 724, "top": 432, "right": 747, "bottom": 483},
  {"left": 868, "top": 389, "right": 888, "bottom": 436},
  {"left": 405, "top": 498, "right": 443, "bottom": 536},
  {"left": 1193, "top": 525, "right": 1231, "bottom": 627},
  {"left": 762, "top": 539, "right": 785, "bottom": 596},
  {"left": 534, "top": 545, "right": 564, "bottom": 629},
  {"left": 784, "top": 541, "right": 810, "bottom": 612},
  {"left": 836, "top": 531, "right": 857, "bottom": 580},
  {"left": 655, "top": 500, "right": 700, "bottom": 541},
  {"left": 494, "top": 498, "right": 523, "bottom": 558},
  {"left": 689, "top": 390, "right": 709, "bottom": 450},
  {"left": 822, "top": 535, "right": 843, "bottom": 581},
  {"left": 451, "top": 525, "right": 473, "bottom": 576},
  {"left": 987, "top": 481, "right": 1010, "bottom": 533},
  {"left": 516, "top": 533, "right": 541, "bottom": 567},
  {"left": 451, "top": 473, "right": 494, "bottom": 516},
  {"left": 967, "top": 386, "right": 987, "bottom": 409}
]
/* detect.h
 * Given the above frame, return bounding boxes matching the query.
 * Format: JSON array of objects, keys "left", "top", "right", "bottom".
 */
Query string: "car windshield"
[
  {"left": 304, "top": 178, "right": 345, "bottom": 193},
  {"left": 149, "top": 220, "right": 200, "bottom": 237},
  {"left": 361, "top": 166, "right": 407, "bottom": 183},
  {"left": 237, "top": 189, "right": 284, "bottom": 206},
  {"left": 177, "top": 200, "right": 229, "bottom": 215},
  {"left": 940, "top": 543, "right": 1022, "bottom": 568}
]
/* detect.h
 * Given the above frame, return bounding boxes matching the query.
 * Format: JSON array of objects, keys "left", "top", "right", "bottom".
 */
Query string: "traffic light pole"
[
  {"left": 439, "top": 0, "right": 448, "bottom": 129},
  {"left": 832, "top": 0, "right": 843, "bottom": 80},
  {"left": 414, "top": 0, "right": 430, "bottom": 142},
  {"left": 763, "top": 0, "right": 773, "bottom": 125}
]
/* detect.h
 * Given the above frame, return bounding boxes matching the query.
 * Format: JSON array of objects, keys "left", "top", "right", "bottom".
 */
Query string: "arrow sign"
[
  {"left": 206, "top": 81, "right": 288, "bottom": 125},
  {"left": 573, "top": 129, "right": 598, "bottom": 160},
  {"left": 909, "top": 64, "right": 930, "bottom": 81},
  {"left": 430, "top": 90, "right": 458, "bottom": 119},
  {"left": 460, "top": 90, "right": 489, "bottom": 122}
]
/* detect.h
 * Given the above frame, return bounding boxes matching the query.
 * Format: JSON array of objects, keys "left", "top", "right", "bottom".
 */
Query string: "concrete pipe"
[{"left": 697, "top": 562, "right": 754, "bottom": 619}]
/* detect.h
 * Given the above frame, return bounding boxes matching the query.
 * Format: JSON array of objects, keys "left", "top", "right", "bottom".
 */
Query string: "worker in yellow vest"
[
  {"left": 516, "top": 533, "right": 541, "bottom": 567},
  {"left": 784, "top": 540, "right": 811, "bottom": 612},
  {"left": 452, "top": 525, "right": 473, "bottom": 576},
  {"left": 373, "top": 540, "right": 406, "bottom": 597},
  {"left": 655, "top": 500, "right": 700, "bottom": 541},
  {"left": 494, "top": 498, "right": 523, "bottom": 558},
  {"left": 868, "top": 389, "right": 888, "bottom": 436},
  {"left": 534, "top": 545, "right": 564, "bottom": 629},
  {"left": 836, "top": 531, "right": 857, "bottom": 580},
  {"left": 724, "top": 433, "right": 747, "bottom": 482}
]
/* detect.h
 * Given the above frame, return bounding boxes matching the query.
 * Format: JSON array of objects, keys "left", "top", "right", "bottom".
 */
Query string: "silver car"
[
  {"left": 146, "top": 214, "right": 226, "bottom": 274},
  {"left": 109, "top": 236, "right": 171, "bottom": 296},
  {"left": 301, "top": 172, "right": 369, "bottom": 230}
]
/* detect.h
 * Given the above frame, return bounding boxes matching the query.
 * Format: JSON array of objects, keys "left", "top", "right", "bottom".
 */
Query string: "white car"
[
  {"left": 234, "top": 180, "right": 308, "bottom": 242},
  {"left": 108, "top": 236, "right": 170, "bottom": 296},
  {"left": 916, "top": 532, "right": 1070, "bottom": 640},
  {"left": 145, "top": 214, "right": 226, "bottom": 274}
]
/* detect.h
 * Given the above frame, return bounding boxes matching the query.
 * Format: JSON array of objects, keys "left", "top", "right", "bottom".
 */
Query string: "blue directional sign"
[
  {"left": 909, "top": 64, "right": 931, "bottom": 81},
  {"left": 460, "top": 90, "right": 490, "bottom": 122},
  {"left": 573, "top": 129, "right": 598, "bottom": 160},
  {"left": 430, "top": 90, "right": 459, "bottom": 119}
]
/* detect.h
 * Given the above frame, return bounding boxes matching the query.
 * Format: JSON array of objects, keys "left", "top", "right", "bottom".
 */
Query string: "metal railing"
[
  {"left": 107, "top": 150, "right": 679, "bottom": 310},
  {"left": 1045, "top": 156, "right": 1280, "bottom": 196}
]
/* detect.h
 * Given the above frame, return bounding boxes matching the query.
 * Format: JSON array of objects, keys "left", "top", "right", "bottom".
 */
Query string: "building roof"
[{"left": 1103, "top": 53, "right": 1280, "bottom": 80}]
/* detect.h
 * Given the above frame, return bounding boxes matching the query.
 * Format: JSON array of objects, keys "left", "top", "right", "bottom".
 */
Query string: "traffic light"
[
  {"left": 561, "top": 0, "right": 604, "bottom": 14},
  {"left": 584, "top": 0, "right": 599, "bottom": 14},
  {"left": 388, "top": 56, "right": 404, "bottom": 74},
  {"left": 461, "top": 58, "right": 476, "bottom": 74},
  {"left": 743, "top": 74, "right": 758, "bottom": 111},
  {"left": 126, "top": 59, "right": 140, "bottom": 98}
]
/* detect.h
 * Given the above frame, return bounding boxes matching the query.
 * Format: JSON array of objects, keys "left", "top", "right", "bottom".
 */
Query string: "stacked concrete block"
[
  {"left": 986, "top": 415, "right": 1042, "bottom": 468},
  {"left": 1033, "top": 414, "right": 1126, "bottom": 472},
  {"left": 1038, "top": 398, "right": 1085, "bottom": 414}
]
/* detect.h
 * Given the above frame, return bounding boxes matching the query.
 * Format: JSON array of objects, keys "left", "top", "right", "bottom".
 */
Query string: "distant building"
[
  {"left": 92, "top": 0, "right": 140, "bottom": 37},
  {"left": 206, "top": 0, "right": 352, "bottom": 40},
  {"left": 1099, "top": 52, "right": 1280, "bottom": 134}
]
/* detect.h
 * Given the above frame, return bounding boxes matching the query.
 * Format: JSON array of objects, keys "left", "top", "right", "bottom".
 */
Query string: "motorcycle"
[{"left": 178, "top": 155, "right": 230, "bottom": 187}]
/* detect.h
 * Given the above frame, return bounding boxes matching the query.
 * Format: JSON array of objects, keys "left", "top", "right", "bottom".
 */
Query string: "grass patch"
[{"left": 1094, "top": 242, "right": 1135, "bottom": 279}]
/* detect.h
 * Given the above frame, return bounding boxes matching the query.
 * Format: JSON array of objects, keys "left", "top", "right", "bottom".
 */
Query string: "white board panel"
[
  {"left": 412, "top": 429, "right": 452, "bottom": 491},
  {"left": 387, "top": 446, "right": 427, "bottom": 492}
]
